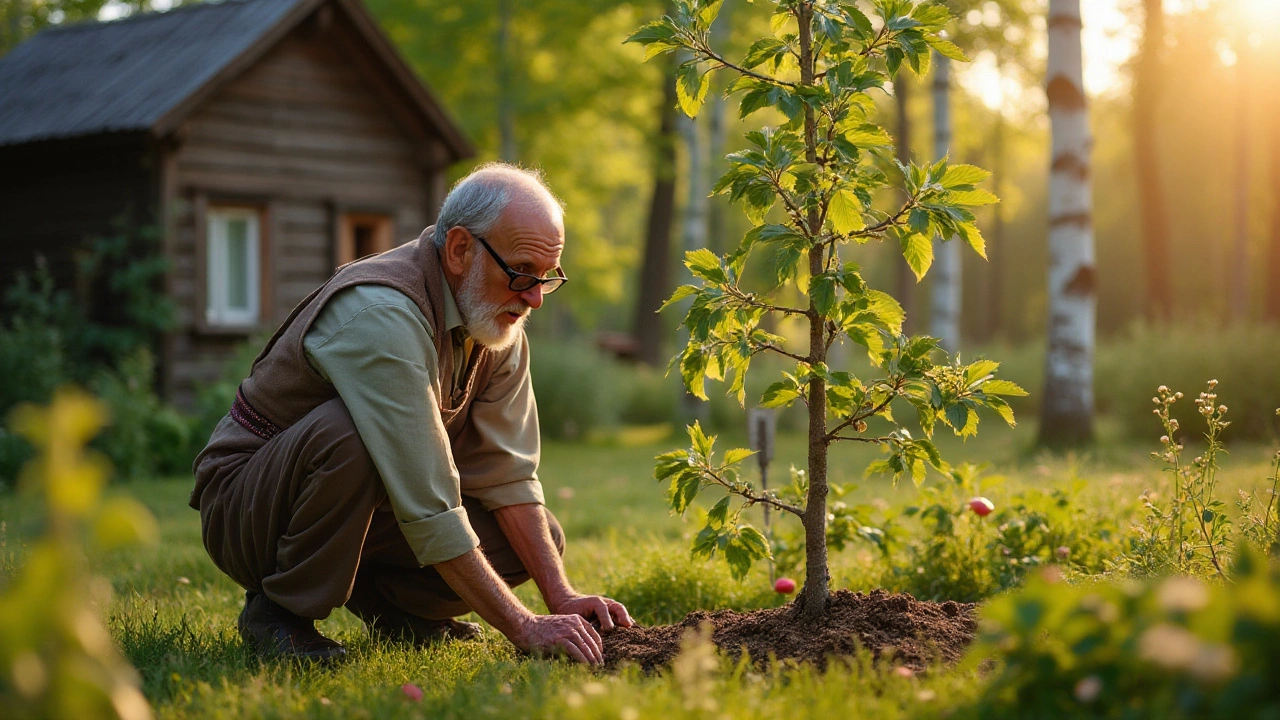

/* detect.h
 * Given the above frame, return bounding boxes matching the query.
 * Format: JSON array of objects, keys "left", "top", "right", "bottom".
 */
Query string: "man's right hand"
[{"left": 514, "top": 613, "right": 604, "bottom": 666}]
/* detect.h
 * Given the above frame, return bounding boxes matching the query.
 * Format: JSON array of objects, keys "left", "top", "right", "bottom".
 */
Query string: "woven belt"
[{"left": 230, "top": 386, "right": 282, "bottom": 441}]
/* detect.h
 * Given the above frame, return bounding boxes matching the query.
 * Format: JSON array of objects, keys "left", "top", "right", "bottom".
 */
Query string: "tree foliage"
[{"left": 629, "top": 0, "right": 1023, "bottom": 601}]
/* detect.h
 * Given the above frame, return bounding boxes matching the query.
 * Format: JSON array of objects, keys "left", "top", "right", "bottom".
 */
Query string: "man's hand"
[
  {"left": 513, "top": 614, "right": 605, "bottom": 666},
  {"left": 550, "top": 594, "right": 634, "bottom": 632}
]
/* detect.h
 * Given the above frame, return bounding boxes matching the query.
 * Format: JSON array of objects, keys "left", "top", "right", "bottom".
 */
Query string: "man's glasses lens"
[{"left": 511, "top": 274, "right": 566, "bottom": 294}]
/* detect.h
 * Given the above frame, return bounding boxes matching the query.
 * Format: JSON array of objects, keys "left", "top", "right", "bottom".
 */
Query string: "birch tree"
[
  {"left": 929, "top": 51, "right": 960, "bottom": 352},
  {"left": 1040, "top": 0, "right": 1095, "bottom": 446}
]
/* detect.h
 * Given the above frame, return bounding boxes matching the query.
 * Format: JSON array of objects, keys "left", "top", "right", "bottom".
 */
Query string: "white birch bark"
[
  {"left": 1040, "top": 0, "right": 1096, "bottom": 445},
  {"left": 929, "top": 52, "right": 961, "bottom": 352},
  {"left": 679, "top": 56, "right": 709, "bottom": 422}
]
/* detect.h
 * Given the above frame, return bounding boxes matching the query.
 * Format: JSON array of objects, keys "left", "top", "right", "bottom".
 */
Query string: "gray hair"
[{"left": 432, "top": 163, "right": 563, "bottom": 249}]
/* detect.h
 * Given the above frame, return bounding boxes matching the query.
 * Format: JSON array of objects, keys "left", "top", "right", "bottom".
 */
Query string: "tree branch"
[
  {"left": 692, "top": 41, "right": 799, "bottom": 89},
  {"left": 825, "top": 379, "right": 902, "bottom": 441},
  {"left": 830, "top": 435, "right": 891, "bottom": 444},
  {"left": 725, "top": 286, "right": 806, "bottom": 317},
  {"left": 698, "top": 461, "right": 805, "bottom": 518}
]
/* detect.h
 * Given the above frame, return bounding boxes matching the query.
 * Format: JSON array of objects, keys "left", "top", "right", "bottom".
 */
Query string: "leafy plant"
[
  {"left": 1236, "top": 413, "right": 1280, "bottom": 559},
  {"left": 629, "top": 0, "right": 1023, "bottom": 619},
  {"left": 1120, "top": 383, "right": 1238, "bottom": 580},
  {"left": 964, "top": 548, "right": 1280, "bottom": 718},
  {"left": 1, "top": 390, "right": 158, "bottom": 719}
]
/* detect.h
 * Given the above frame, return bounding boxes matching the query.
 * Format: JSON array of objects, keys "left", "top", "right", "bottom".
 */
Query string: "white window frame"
[{"left": 205, "top": 207, "right": 261, "bottom": 327}]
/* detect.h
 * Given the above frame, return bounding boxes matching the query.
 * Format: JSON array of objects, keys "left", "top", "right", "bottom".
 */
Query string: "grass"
[{"left": 2, "top": 418, "right": 1279, "bottom": 719}]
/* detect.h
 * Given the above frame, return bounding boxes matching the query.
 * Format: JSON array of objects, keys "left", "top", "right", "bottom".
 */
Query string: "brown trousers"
[{"left": 196, "top": 398, "right": 563, "bottom": 621}]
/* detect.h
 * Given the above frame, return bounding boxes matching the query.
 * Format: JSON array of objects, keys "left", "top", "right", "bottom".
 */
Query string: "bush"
[
  {"left": 964, "top": 549, "right": 1280, "bottom": 718},
  {"left": 90, "top": 349, "right": 195, "bottom": 481},
  {"left": 1097, "top": 322, "right": 1280, "bottom": 441},
  {"left": 529, "top": 340, "right": 624, "bottom": 440}
]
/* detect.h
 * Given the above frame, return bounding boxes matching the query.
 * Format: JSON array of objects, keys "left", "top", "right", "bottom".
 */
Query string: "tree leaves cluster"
[{"left": 628, "top": 0, "right": 1025, "bottom": 599}]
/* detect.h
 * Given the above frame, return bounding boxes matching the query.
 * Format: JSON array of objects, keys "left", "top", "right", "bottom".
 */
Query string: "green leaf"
[
  {"left": 940, "top": 164, "right": 992, "bottom": 188},
  {"left": 844, "top": 4, "right": 874, "bottom": 36},
  {"left": 688, "top": 420, "right": 714, "bottom": 459},
  {"left": 685, "top": 248, "right": 726, "bottom": 284},
  {"left": 866, "top": 290, "right": 905, "bottom": 333},
  {"left": 981, "top": 380, "right": 1029, "bottom": 397},
  {"left": 988, "top": 397, "right": 1016, "bottom": 427},
  {"left": 698, "top": 0, "right": 724, "bottom": 28},
  {"left": 655, "top": 450, "right": 690, "bottom": 480},
  {"left": 958, "top": 223, "right": 987, "bottom": 260},
  {"left": 843, "top": 123, "right": 893, "bottom": 147},
  {"left": 901, "top": 233, "right": 933, "bottom": 280},
  {"left": 707, "top": 495, "right": 732, "bottom": 529},
  {"left": 676, "top": 62, "right": 710, "bottom": 118},
  {"left": 761, "top": 380, "right": 801, "bottom": 408},
  {"left": 828, "top": 189, "right": 865, "bottom": 234},
  {"left": 722, "top": 447, "right": 755, "bottom": 466},
  {"left": 811, "top": 273, "right": 838, "bottom": 317},
  {"left": 659, "top": 284, "right": 700, "bottom": 312},
  {"left": 743, "top": 37, "right": 788, "bottom": 69},
  {"left": 680, "top": 347, "right": 709, "bottom": 400},
  {"left": 928, "top": 37, "right": 968, "bottom": 62},
  {"left": 949, "top": 189, "right": 999, "bottom": 206}
]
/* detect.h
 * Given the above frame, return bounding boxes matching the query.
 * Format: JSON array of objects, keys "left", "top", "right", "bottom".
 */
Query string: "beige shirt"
[{"left": 302, "top": 280, "right": 544, "bottom": 567}]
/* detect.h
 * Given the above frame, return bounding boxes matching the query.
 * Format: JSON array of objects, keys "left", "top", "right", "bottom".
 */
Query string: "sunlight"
[{"left": 1234, "top": 0, "right": 1280, "bottom": 26}]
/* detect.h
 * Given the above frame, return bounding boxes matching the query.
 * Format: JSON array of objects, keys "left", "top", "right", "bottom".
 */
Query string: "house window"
[
  {"left": 206, "top": 207, "right": 261, "bottom": 327},
  {"left": 337, "top": 213, "right": 393, "bottom": 267}
]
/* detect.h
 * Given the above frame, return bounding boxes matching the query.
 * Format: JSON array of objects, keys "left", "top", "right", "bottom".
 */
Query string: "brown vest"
[{"left": 195, "top": 227, "right": 499, "bottom": 473}]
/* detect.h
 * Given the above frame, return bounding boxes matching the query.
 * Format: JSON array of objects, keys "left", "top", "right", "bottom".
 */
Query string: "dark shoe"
[
  {"left": 237, "top": 592, "right": 347, "bottom": 664},
  {"left": 367, "top": 613, "right": 484, "bottom": 647}
]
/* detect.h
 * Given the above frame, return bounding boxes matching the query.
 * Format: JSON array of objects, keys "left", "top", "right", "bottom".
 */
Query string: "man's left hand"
[{"left": 550, "top": 594, "right": 634, "bottom": 631}]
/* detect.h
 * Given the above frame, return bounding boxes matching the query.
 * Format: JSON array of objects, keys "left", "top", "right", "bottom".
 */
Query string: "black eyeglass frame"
[{"left": 469, "top": 231, "right": 568, "bottom": 294}]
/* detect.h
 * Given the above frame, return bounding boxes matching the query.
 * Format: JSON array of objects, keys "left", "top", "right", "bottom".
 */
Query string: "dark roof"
[{"left": 0, "top": 0, "right": 473, "bottom": 159}]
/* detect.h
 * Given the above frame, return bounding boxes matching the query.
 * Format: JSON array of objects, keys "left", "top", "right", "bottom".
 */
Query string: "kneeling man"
[{"left": 192, "top": 164, "right": 631, "bottom": 666}]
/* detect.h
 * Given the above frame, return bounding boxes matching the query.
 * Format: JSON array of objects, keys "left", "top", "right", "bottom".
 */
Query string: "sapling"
[{"left": 630, "top": 0, "right": 1024, "bottom": 621}]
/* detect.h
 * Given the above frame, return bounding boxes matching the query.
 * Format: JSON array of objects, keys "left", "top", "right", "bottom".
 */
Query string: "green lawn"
[{"left": 2, "top": 420, "right": 1278, "bottom": 719}]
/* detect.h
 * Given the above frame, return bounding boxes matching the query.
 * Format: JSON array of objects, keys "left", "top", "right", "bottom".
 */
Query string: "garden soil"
[{"left": 601, "top": 589, "right": 975, "bottom": 672}]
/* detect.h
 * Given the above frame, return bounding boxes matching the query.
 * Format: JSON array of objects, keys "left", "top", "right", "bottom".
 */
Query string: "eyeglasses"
[{"left": 470, "top": 232, "right": 568, "bottom": 294}]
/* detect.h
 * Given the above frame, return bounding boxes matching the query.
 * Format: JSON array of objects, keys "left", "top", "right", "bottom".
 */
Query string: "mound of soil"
[{"left": 601, "top": 589, "right": 975, "bottom": 672}]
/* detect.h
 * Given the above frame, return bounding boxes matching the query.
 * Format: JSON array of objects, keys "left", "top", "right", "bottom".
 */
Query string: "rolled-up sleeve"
[
  {"left": 453, "top": 332, "right": 545, "bottom": 509},
  {"left": 304, "top": 287, "right": 480, "bottom": 566}
]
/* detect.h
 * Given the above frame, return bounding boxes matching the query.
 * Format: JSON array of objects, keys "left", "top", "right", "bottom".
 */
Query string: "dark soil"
[{"left": 601, "top": 589, "right": 976, "bottom": 672}]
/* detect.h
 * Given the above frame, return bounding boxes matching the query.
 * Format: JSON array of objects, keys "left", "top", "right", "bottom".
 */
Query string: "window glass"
[{"left": 206, "top": 209, "right": 260, "bottom": 327}]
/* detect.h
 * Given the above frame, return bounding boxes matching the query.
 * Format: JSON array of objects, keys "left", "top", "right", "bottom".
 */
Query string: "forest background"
[{"left": 1, "top": 0, "right": 1279, "bottom": 458}]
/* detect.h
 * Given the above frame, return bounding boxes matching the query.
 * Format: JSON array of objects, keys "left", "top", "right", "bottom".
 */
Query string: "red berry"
[
  {"left": 401, "top": 684, "right": 424, "bottom": 702},
  {"left": 968, "top": 497, "right": 994, "bottom": 517},
  {"left": 774, "top": 577, "right": 796, "bottom": 594}
]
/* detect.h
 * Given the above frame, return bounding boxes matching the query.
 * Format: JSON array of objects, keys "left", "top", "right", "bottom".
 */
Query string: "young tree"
[
  {"left": 1040, "top": 0, "right": 1095, "bottom": 446},
  {"left": 629, "top": 0, "right": 1022, "bottom": 621}
]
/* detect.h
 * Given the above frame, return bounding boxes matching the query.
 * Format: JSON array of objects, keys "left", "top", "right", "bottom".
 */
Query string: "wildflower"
[
  {"left": 1157, "top": 577, "right": 1209, "bottom": 612},
  {"left": 1138, "top": 624, "right": 1200, "bottom": 670},
  {"left": 1074, "top": 675, "right": 1103, "bottom": 703}
]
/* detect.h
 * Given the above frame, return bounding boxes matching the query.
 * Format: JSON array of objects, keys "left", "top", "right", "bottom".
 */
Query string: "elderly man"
[{"left": 191, "top": 164, "right": 631, "bottom": 666}]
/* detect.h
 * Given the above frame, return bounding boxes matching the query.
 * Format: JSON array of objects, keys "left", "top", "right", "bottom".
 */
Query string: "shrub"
[
  {"left": 1097, "top": 322, "right": 1280, "bottom": 441},
  {"left": 529, "top": 340, "right": 623, "bottom": 440},
  {"left": 90, "top": 349, "right": 195, "bottom": 481},
  {"left": 964, "top": 549, "right": 1280, "bottom": 718}
]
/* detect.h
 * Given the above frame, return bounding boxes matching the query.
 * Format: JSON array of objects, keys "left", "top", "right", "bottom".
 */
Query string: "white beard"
[{"left": 456, "top": 258, "right": 528, "bottom": 351}]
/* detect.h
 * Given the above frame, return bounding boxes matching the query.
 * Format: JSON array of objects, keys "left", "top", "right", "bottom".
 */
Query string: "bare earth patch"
[{"left": 601, "top": 589, "right": 976, "bottom": 672}]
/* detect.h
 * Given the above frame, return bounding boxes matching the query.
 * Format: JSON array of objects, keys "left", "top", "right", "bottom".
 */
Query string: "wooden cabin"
[{"left": 0, "top": 0, "right": 473, "bottom": 406}]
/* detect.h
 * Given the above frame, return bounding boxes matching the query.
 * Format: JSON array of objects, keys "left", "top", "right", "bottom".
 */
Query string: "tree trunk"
[
  {"left": 634, "top": 60, "right": 679, "bottom": 367},
  {"left": 1229, "top": 50, "right": 1251, "bottom": 322},
  {"left": 1268, "top": 100, "right": 1280, "bottom": 322},
  {"left": 987, "top": 103, "right": 1007, "bottom": 341},
  {"left": 496, "top": 0, "right": 517, "bottom": 162},
  {"left": 1039, "top": 0, "right": 1096, "bottom": 447},
  {"left": 796, "top": 2, "right": 830, "bottom": 622},
  {"left": 706, "top": 2, "right": 732, "bottom": 255},
  {"left": 1134, "top": 0, "right": 1171, "bottom": 321},
  {"left": 929, "top": 52, "right": 961, "bottom": 352},
  {"left": 894, "top": 74, "right": 915, "bottom": 333},
  {"left": 678, "top": 78, "right": 710, "bottom": 421}
]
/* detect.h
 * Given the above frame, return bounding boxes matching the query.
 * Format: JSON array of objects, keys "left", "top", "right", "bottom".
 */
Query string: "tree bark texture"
[
  {"left": 1134, "top": 0, "right": 1171, "bottom": 321},
  {"left": 634, "top": 61, "right": 679, "bottom": 367},
  {"left": 796, "top": 1, "right": 830, "bottom": 622},
  {"left": 1268, "top": 104, "right": 1280, "bottom": 322},
  {"left": 894, "top": 74, "right": 915, "bottom": 333},
  {"left": 1040, "top": 0, "right": 1096, "bottom": 446},
  {"left": 929, "top": 52, "right": 961, "bottom": 353},
  {"left": 1230, "top": 51, "right": 1251, "bottom": 322},
  {"left": 496, "top": 0, "right": 518, "bottom": 162}
]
